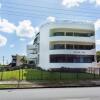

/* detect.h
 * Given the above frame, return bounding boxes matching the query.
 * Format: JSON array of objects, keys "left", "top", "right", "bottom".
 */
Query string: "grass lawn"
[
  {"left": 0, "top": 69, "right": 100, "bottom": 81},
  {"left": 0, "top": 84, "right": 18, "bottom": 88}
]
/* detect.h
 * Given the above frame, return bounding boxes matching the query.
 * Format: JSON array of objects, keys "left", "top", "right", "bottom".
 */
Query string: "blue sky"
[{"left": 0, "top": 0, "right": 100, "bottom": 64}]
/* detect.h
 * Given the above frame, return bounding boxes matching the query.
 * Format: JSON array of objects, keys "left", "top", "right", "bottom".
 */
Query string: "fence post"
[
  {"left": 59, "top": 71, "right": 61, "bottom": 80},
  {"left": 41, "top": 70, "right": 43, "bottom": 80},
  {"left": 76, "top": 72, "right": 79, "bottom": 80},
  {"left": 22, "top": 68, "right": 23, "bottom": 80},
  {"left": 19, "top": 68, "right": 20, "bottom": 81},
  {"left": 17, "top": 68, "right": 21, "bottom": 88},
  {"left": 93, "top": 69, "right": 95, "bottom": 79},
  {"left": 1, "top": 67, "right": 4, "bottom": 81}
]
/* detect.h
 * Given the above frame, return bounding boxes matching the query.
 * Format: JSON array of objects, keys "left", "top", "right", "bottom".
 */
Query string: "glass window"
[
  {"left": 50, "top": 55, "right": 94, "bottom": 63},
  {"left": 66, "top": 44, "right": 73, "bottom": 49},
  {"left": 74, "top": 32, "right": 94, "bottom": 37},
  {"left": 66, "top": 32, "right": 73, "bottom": 36},
  {"left": 50, "top": 44, "right": 94, "bottom": 50},
  {"left": 52, "top": 32, "right": 64, "bottom": 36},
  {"left": 89, "top": 33, "right": 94, "bottom": 36},
  {"left": 74, "top": 45, "right": 94, "bottom": 50},
  {"left": 53, "top": 44, "right": 65, "bottom": 49}
]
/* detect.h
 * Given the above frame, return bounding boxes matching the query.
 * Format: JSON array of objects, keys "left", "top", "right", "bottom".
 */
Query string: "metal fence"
[
  {"left": 0, "top": 67, "right": 100, "bottom": 81},
  {"left": 0, "top": 67, "right": 100, "bottom": 88}
]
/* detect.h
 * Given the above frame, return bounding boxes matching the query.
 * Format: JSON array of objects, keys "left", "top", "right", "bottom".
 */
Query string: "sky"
[{"left": 0, "top": 0, "right": 100, "bottom": 64}]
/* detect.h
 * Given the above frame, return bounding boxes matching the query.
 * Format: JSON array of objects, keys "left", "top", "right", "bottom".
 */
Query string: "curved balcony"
[
  {"left": 49, "top": 49, "right": 96, "bottom": 55},
  {"left": 48, "top": 63, "right": 96, "bottom": 68},
  {"left": 49, "top": 36, "right": 95, "bottom": 43}
]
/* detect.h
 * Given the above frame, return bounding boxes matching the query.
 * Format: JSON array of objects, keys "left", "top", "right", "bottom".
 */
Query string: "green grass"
[
  {"left": 0, "top": 69, "right": 100, "bottom": 81},
  {"left": 0, "top": 84, "right": 18, "bottom": 88},
  {"left": 0, "top": 69, "right": 24, "bottom": 80},
  {"left": 0, "top": 84, "right": 35, "bottom": 88}
]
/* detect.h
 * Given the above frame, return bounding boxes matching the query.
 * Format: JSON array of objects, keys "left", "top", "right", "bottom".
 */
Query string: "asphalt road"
[{"left": 0, "top": 87, "right": 100, "bottom": 100}]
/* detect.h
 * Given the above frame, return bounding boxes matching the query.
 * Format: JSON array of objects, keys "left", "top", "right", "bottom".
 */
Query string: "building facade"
[
  {"left": 27, "top": 45, "right": 36, "bottom": 64},
  {"left": 11, "top": 55, "right": 25, "bottom": 67},
  {"left": 27, "top": 20, "right": 96, "bottom": 69},
  {"left": 27, "top": 33, "right": 40, "bottom": 65}
]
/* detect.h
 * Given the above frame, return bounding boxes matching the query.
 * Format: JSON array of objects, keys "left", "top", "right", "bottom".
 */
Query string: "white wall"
[{"left": 39, "top": 21, "right": 96, "bottom": 69}]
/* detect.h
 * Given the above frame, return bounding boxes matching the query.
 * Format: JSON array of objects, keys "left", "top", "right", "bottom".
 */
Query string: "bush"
[{"left": 48, "top": 67, "right": 86, "bottom": 73}]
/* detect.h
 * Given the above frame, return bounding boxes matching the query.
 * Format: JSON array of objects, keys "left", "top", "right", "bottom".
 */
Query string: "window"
[
  {"left": 66, "top": 44, "right": 73, "bottom": 49},
  {"left": 89, "top": 33, "right": 94, "bottom": 36},
  {"left": 50, "top": 54, "right": 94, "bottom": 63},
  {"left": 53, "top": 44, "right": 65, "bottom": 49},
  {"left": 52, "top": 32, "right": 64, "bottom": 36},
  {"left": 50, "top": 43, "right": 94, "bottom": 50},
  {"left": 66, "top": 32, "right": 73, "bottom": 36},
  {"left": 34, "top": 37, "right": 38, "bottom": 43},
  {"left": 74, "top": 45, "right": 94, "bottom": 50},
  {"left": 51, "top": 32, "right": 94, "bottom": 37},
  {"left": 74, "top": 32, "right": 94, "bottom": 37}
]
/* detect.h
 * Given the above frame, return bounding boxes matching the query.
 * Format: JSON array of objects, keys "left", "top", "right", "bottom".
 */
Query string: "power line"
[
  {"left": 3, "top": 56, "right": 4, "bottom": 65},
  {"left": 1, "top": 12, "right": 96, "bottom": 22},
  {"left": 2, "top": 8, "right": 97, "bottom": 19},
  {"left": 3, "top": 4, "right": 100, "bottom": 17},
  {"left": 1, "top": 12, "right": 47, "bottom": 19},
  {"left": 1, "top": 4, "right": 99, "bottom": 22},
  {"left": 1, "top": 8, "right": 98, "bottom": 21},
  {"left": 2, "top": 1, "right": 100, "bottom": 15},
  {"left": 2, "top": 0, "right": 58, "bottom": 6},
  {"left": 1, "top": 1, "right": 98, "bottom": 22}
]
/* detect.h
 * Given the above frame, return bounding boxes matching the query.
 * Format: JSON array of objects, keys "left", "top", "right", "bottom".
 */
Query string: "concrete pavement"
[{"left": 0, "top": 87, "right": 100, "bottom": 100}]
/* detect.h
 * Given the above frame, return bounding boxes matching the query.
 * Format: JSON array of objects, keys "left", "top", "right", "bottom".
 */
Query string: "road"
[{"left": 0, "top": 87, "right": 100, "bottom": 100}]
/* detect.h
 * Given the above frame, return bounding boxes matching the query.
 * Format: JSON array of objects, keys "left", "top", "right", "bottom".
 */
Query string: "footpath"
[{"left": 0, "top": 80, "right": 100, "bottom": 89}]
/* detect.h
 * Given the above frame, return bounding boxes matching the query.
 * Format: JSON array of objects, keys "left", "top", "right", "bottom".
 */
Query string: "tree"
[
  {"left": 20, "top": 56, "right": 27, "bottom": 68},
  {"left": 19, "top": 56, "right": 27, "bottom": 80},
  {"left": 96, "top": 51, "right": 100, "bottom": 62}
]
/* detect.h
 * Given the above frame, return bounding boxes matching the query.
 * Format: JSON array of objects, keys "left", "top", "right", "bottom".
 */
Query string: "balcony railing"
[
  {"left": 49, "top": 36, "right": 95, "bottom": 43},
  {"left": 49, "top": 49, "right": 96, "bottom": 55},
  {"left": 50, "top": 32, "right": 94, "bottom": 37},
  {"left": 50, "top": 43, "right": 95, "bottom": 50}
]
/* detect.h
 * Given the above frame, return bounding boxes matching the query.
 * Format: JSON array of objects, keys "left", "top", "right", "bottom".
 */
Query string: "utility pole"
[
  {"left": 0, "top": 1, "right": 4, "bottom": 81},
  {"left": 3, "top": 56, "right": 4, "bottom": 65},
  {"left": 1, "top": 56, "right": 4, "bottom": 81},
  {"left": 6, "top": 60, "right": 8, "bottom": 65}
]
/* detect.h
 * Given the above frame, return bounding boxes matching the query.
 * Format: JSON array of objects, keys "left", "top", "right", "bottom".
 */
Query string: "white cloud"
[
  {"left": 95, "top": 19, "right": 100, "bottom": 30},
  {"left": 47, "top": 16, "right": 56, "bottom": 22},
  {"left": 96, "top": 40, "right": 100, "bottom": 45},
  {"left": 96, "top": 0, "right": 100, "bottom": 5},
  {"left": 28, "top": 40, "right": 34, "bottom": 45},
  {"left": 35, "top": 27, "right": 39, "bottom": 33},
  {"left": 0, "top": 34, "right": 7, "bottom": 47},
  {"left": 0, "top": 19, "right": 37, "bottom": 38},
  {"left": 10, "top": 44, "right": 15, "bottom": 48},
  {"left": 20, "top": 38, "right": 26, "bottom": 41},
  {"left": 0, "top": 3, "right": 2, "bottom": 8},
  {"left": 0, "top": 19, "right": 16, "bottom": 33},
  {"left": 89, "top": 0, "right": 100, "bottom": 6},
  {"left": 62, "top": 0, "right": 100, "bottom": 8},
  {"left": 16, "top": 20, "right": 35, "bottom": 38},
  {"left": 62, "top": 0, "right": 86, "bottom": 8}
]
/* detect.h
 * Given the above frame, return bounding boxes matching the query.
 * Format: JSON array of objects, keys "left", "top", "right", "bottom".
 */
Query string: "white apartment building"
[{"left": 27, "top": 20, "right": 96, "bottom": 69}]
